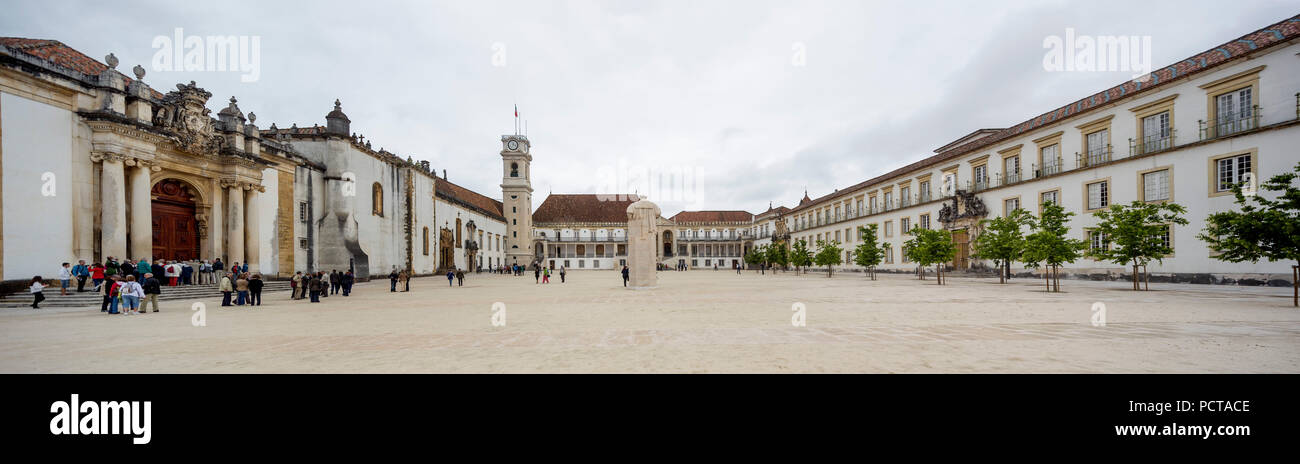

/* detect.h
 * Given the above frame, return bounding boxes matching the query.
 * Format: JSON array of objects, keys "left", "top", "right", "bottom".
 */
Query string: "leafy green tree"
[
  {"left": 743, "top": 247, "right": 763, "bottom": 273},
  {"left": 766, "top": 241, "right": 789, "bottom": 274},
  {"left": 904, "top": 227, "right": 956, "bottom": 285},
  {"left": 1086, "top": 201, "right": 1188, "bottom": 291},
  {"left": 1022, "top": 201, "right": 1087, "bottom": 292},
  {"left": 813, "top": 240, "right": 844, "bottom": 277},
  {"left": 973, "top": 209, "right": 1034, "bottom": 284},
  {"left": 1199, "top": 161, "right": 1300, "bottom": 306},
  {"left": 853, "top": 225, "right": 885, "bottom": 280},
  {"left": 790, "top": 239, "right": 814, "bottom": 275}
]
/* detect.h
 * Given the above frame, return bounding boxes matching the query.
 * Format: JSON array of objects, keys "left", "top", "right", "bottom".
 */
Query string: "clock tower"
[{"left": 501, "top": 134, "right": 534, "bottom": 266}]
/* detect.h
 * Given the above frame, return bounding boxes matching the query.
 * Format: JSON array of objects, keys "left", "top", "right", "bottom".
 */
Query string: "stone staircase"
[{"left": 0, "top": 280, "right": 294, "bottom": 309}]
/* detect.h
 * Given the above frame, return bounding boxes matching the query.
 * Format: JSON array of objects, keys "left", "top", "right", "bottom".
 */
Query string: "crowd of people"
[{"left": 286, "top": 270, "right": 355, "bottom": 303}]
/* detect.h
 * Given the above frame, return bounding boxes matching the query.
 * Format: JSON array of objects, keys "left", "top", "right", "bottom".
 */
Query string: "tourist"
[
  {"left": 90, "top": 262, "right": 106, "bottom": 291},
  {"left": 241, "top": 262, "right": 249, "bottom": 274},
  {"left": 57, "top": 262, "right": 72, "bottom": 296},
  {"left": 199, "top": 260, "right": 213, "bottom": 284},
  {"left": 104, "top": 256, "right": 118, "bottom": 279},
  {"left": 122, "top": 275, "right": 143, "bottom": 315},
  {"left": 534, "top": 265, "right": 541, "bottom": 284},
  {"left": 100, "top": 275, "right": 119, "bottom": 313},
  {"left": 235, "top": 273, "right": 250, "bottom": 306},
  {"left": 213, "top": 258, "right": 224, "bottom": 278},
  {"left": 219, "top": 272, "right": 233, "bottom": 307},
  {"left": 29, "top": 276, "right": 47, "bottom": 309},
  {"left": 330, "top": 270, "right": 340, "bottom": 295},
  {"left": 320, "top": 271, "right": 331, "bottom": 298},
  {"left": 559, "top": 265, "right": 566, "bottom": 283},
  {"left": 181, "top": 261, "right": 194, "bottom": 285},
  {"left": 138, "top": 258, "right": 152, "bottom": 281},
  {"left": 141, "top": 272, "right": 161, "bottom": 313},
  {"left": 402, "top": 270, "right": 412, "bottom": 292},
  {"left": 735, "top": 262, "right": 741, "bottom": 275},
  {"left": 622, "top": 265, "right": 630, "bottom": 287},
  {"left": 309, "top": 273, "right": 322, "bottom": 303},
  {"left": 120, "top": 259, "right": 136, "bottom": 280},
  {"left": 72, "top": 260, "right": 90, "bottom": 292},
  {"left": 542, "top": 266, "right": 550, "bottom": 284},
  {"left": 342, "top": 270, "right": 354, "bottom": 296},
  {"left": 447, "top": 269, "right": 455, "bottom": 287},
  {"left": 248, "top": 274, "right": 263, "bottom": 306},
  {"left": 388, "top": 268, "right": 399, "bottom": 292},
  {"left": 456, "top": 269, "right": 464, "bottom": 286},
  {"left": 165, "top": 261, "right": 181, "bottom": 286},
  {"left": 290, "top": 272, "right": 302, "bottom": 299}
]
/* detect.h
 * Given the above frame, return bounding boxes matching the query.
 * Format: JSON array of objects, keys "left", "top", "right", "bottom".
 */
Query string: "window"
[
  {"left": 1088, "top": 230, "right": 1109, "bottom": 252},
  {"left": 918, "top": 180, "right": 931, "bottom": 202},
  {"left": 1214, "top": 88, "right": 1253, "bottom": 136},
  {"left": 883, "top": 192, "right": 893, "bottom": 210},
  {"left": 884, "top": 221, "right": 893, "bottom": 238},
  {"left": 1084, "top": 129, "right": 1109, "bottom": 165},
  {"left": 422, "top": 227, "right": 429, "bottom": 255},
  {"left": 1141, "top": 168, "right": 1171, "bottom": 202},
  {"left": 1004, "top": 197, "right": 1020, "bottom": 216},
  {"left": 900, "top": 217, "right": 910, "bottom": 235},
  {"left": 1039, "top": 189, "right": 1060, "bottom": 212},
  {"left": 510, "top": 162, "right": 519, "bottom": 177},
  {"left": 899, "top": 186, "right": 910, "bottom": 207},
  {"left": 298, "top": 238, "right": 308, "bottom": 249},
  {"left": 298, "top": 202, "right": 308, "bottom": 223},
  {"left": 455, "top": 218, "right": 462, "bottom": 247},
  {"left": 901, "top": 244, "right": 909, "bottom": 263},
  {"left": 1156, "top": 224, "right": 1172, "bottom": 251},
  {"left": 884, "top": 245, "right": 894, "bottom": 264},
  {"left": 973, "top": 164, "right": 988, "bottom": 190},
  {"left": 1040, "top": 144, "right": 1061, "bottom": 176},
  {"left": 372, "top": 183, "right": 383, "bottom": 216},
  {"left": 1086, "top": 180, "right": 1109, "bottom": 211},
  {"left": 919, "top": 214, "right": 930, "bottom": 230},
  {"left": 1004, "top": 155, "right": 1021, "bottom": 184},
  {"left": 1214, "top": 153, "right": 1252, "bottom": 193},
  {"left": 1141, "top": 112, "right": 1171, "bottom": 153}
]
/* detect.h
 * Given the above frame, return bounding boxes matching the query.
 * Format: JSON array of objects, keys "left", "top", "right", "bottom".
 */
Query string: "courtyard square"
[{"left": 1, "top": 271, "right": 1296, "bottom": 373}]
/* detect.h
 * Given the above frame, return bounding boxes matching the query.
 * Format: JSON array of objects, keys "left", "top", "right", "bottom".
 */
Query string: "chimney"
[{"left": 443, "top": 169, "right": 447, "bottom": 180}]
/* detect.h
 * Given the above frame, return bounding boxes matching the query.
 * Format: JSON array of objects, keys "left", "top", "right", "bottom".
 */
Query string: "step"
[{"left": 0, "top": 281, "right": 296, "bottom": 309}]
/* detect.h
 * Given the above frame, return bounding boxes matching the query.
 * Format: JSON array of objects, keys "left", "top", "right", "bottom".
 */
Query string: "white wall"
[{"left": 1, "top": 92, "right": 76, "bottom": 280}]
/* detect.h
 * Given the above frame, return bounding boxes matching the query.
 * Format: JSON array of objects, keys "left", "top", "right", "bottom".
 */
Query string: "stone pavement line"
[{"left": 197, "top": 321, "right": 1300, "bottom": 352}]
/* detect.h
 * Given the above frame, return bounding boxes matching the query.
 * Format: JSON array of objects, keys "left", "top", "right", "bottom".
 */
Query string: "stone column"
[
  {"left": 127, "top": 160, "right": 153, "bottom": 260},
  {"left": 244, "top": 185, "right": 261, "bottom": 273},
  {"left": 96, "top": 153, "right": 128, "bottom": 261},
  {"left": 225, "top": 181, "right": 245, "bottom": 266}
]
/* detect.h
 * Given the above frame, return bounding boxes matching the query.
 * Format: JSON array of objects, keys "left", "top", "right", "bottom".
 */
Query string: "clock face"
[{"left": 507, "top": 140, "right": 520, "bottom": 150}]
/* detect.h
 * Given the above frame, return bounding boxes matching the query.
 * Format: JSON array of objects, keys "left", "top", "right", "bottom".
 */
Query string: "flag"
[{"left": 514, "top": 104, "right": 518, "bottom": 118}]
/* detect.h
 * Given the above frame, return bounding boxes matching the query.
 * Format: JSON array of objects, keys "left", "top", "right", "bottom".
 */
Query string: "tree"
[
  {"left": 1086, "top": 201, "right": 1188, "bottom": 291},
  {"left": 743, "top": 247, "right": 763, "bottom": 274},
  {"left": 813, "top": 240, "right": 844, "bottom": 277},
  {"left": 904, "top": 227, "right": 956, "bottom": 285},
  {"left": 766, "top": 242, "right": 789, "bottom": 274},
  {"left": 1199, "top": 161, "right": 1300, "bottom": 306},
  {"left": 973, "top": 209, "right": 1033, "bottom": 284},
  {"left": 1022, "top": 201, "right": 1087, "bottom": 292},
  {"left": 790, "top": 239, "right": 814, "bottom": 275},
  {"left": 853, "top": 225, "right": 886, "bottom": 280}
]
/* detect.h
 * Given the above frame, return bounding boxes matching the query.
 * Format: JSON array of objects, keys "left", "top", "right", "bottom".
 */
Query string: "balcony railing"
[
  {"left": 1200, "top": 106, "right": 1260, "bottom": 140},
  {"left": 1130, "top": 132, "right": 1174, "bottom": 157},
  {"left": 1035, "top": 157, "right": 1063, "bottom": 178},
  {"left": 968, "top": 177, "right": 990, "bottom": 192},
  {"left": 995, "top": 170, "right": 1022, "bottom": 187},
  {"left": 1077, "top": 145, "right": 1112, "bottom": 168},
  {"left": 539, "top": 236, "right": 627, "bottom": 242}
]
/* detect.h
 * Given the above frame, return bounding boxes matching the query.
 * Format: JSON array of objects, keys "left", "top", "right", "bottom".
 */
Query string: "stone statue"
[{"left": 625, "top": 197, "right": 660, "bottom": 289}]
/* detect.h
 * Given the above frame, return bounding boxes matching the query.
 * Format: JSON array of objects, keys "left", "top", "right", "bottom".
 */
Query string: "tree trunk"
[
  {"left": 1052, "top": 265, "right": 1060, "bottom": 292},
  {"left": 999, "top": 259, "right": 1005, "bottom": 284},
  {"left": 1132, "top": 264, "right": 1140, "bottom": 291},
  {"left": 1044, "top": 267, "right": 1050, "bottom": 292},
  {"left": 1292, "top": 264, "right": 1298, "bottom": 307},
  {"left": 1143, "top": 264, "right": 1150, "bottom": 291}
]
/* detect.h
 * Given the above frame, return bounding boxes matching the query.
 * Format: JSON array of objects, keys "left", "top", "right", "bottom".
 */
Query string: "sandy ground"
[{"left": 0, "top": 269, "right": 1297, "bottom": 373}]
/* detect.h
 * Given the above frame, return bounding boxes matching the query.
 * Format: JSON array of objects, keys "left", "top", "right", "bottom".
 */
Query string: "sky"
[{"left": 2, "top": 0, "right": 1296, "bottom": 215}]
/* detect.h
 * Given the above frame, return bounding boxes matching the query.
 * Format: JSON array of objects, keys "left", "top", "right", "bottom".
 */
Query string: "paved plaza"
[{"left": 1, "top": 271, "right": 1297, "bottom": 373}]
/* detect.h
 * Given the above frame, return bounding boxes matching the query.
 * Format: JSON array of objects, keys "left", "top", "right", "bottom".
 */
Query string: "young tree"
[
  {"left": 1086, "top": 201, "right": 1188, "bottom": 291},
  {"left": 1022, "top": 201, "right": 1087, "bottom": 292},
  {"left": 790, "top": 239, "right": 814, "bottom": 275},
  {"left": 813, "top": 240, "right": 844, "bottom": 277},
  {"left": 853, "top": 225, "right": 886, "bottom": 280},
  {"left": 973, "top": 209, "right": 1033, "bottom": 284},
  {"left": 766, "top": 242, "right": 789, "bottom": 274},
  {"left": 904, "top": 227, "right": 956, "bottom": 285},
  {"left": 1199, "top": 161, "right": 1300, "bottom": 306},
  {"left": 743, "top": 247, "right": 763, "bottom": 274}
]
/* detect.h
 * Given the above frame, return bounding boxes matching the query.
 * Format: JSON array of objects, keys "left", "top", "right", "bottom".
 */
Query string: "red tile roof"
[
  {"left": 533, "top": 194, "right": 641, "bottom": 224},
  {"left": 670, "top": 210, "right": 754, "bottom": 223},
  {"left": 789, "top": 13, "right": 1300, "bottom": 215},
  {"left": 0, "top": 37, "right": 164, "bottom": 99},
  {"left": 436, "top": 178, "right": 504, "bottom": 220}
]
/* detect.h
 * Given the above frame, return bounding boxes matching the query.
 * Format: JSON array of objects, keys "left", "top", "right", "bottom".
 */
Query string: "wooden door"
[
  {"left": 150, "top": 179, "right": 199, "bottom": 261},
  {"left": 951, "top": 229, "right": 969, "bottom": 270}
]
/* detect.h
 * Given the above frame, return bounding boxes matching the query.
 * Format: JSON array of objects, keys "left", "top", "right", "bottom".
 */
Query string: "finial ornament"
[
  {"left": 132, "top": 64, "right": 145, "bottom": 80},
  {"left": 105, "top": 53, "right": 118, "bottom": 69}
]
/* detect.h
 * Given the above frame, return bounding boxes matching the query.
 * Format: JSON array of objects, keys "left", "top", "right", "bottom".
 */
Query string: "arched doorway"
[
  {"left": 662, "top": 230, "right": 673, "bottom": 257},
  {"left": 151, "top": 179, "right": 200, "bottom": 261},
  {"left": 438, "top": 228, "right": 455, "bottom": 270}
]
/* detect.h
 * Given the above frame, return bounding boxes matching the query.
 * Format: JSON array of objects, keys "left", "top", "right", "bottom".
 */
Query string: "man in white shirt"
[{"left": 57, "top": 262, "right": 72, "bottom": 296}]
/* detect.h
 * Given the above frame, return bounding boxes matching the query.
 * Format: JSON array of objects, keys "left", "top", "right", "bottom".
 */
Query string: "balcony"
[
  {"left": 996, "top": 171, "right": 1022, "bottom": 187},
  {"left": 1200, "top": 107, "right": 1260, "bottom": 141},
  {"left": 1077, "top": 145, "right": 1112, "bottom": 169},
  {"left": 539, "top": 235, "right": 627, "bottom": 243},
  {"left": 969, "top": 177, "right": 990, "bottom": 193},
  {"left": 1035, "top": 158, "right": 1063, "bottom": 178}
]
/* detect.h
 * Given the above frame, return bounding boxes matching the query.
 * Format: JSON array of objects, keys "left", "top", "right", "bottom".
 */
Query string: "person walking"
[
  {"left": 320, "top": 271, "right": 331, "bottom": 298},
  {"left": 541, "top": 266, "right": 550, "bottom": 284},
  {"left": 57, "top": 262, "right": 72, "bottom": 296},
  {"left": 559, "top": 265, "right": 566, "bottom": 283},
  {"left": 90, "top": 262, "right": 106, "bottom": 291},
  {"left": 534, "top": 265, "right": 541, "bottom": 284},
  {"left": 100, "top": 275, "right": 119, "bottom": 313},
  {"left": 122, "top": 275, "right": 143, "bottom": 315},
  {"left": 622, "top": 265, "right": 630, "bottom": 287},
  {"left": 29, "top": 276, "right": 47, "bottom": 308},
  {"left": 389, "top": 268, "right": 399, "bottom": 292},
  {"left": 219, "top": 272, "right": 234, "bottom": 307},
  {"left": 106, "top": 276, "right": 124, "bottom": 314},
  {"left": 342, "top": 270, "right": 354, "bottom": 296},
  {"left": 455, "top": 269, "right": 464, "bottom": 287},
  {"left": 235, "top": 273, "right": 250, "bottom": 306},
  {"left": 402, "top": 270, "right": 411, "bottom": 292},
  {"left": 141, "top": 272, "right": 161, "bottom": 313},
  {"left": 72, "top": 260, "right": 90, "bottom": 292},
  {"left": 446, "top": 269, "right": 455, "bottom": 287},
  {"left": 248, "top": 274, "right": 263, "bottom": 306}
]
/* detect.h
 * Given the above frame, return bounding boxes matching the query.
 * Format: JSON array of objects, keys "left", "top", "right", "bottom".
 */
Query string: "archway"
[
  {"left": 151, "top": 178, "right": 200, "bottom": 261},
  {"left": 662, "top": 230, "right": 673, "bottom": 257}
]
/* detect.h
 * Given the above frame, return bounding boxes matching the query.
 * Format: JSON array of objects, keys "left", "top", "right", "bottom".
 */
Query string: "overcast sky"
[{"left": 3, "top": 1, "right": 1296, "bottom": 215}]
